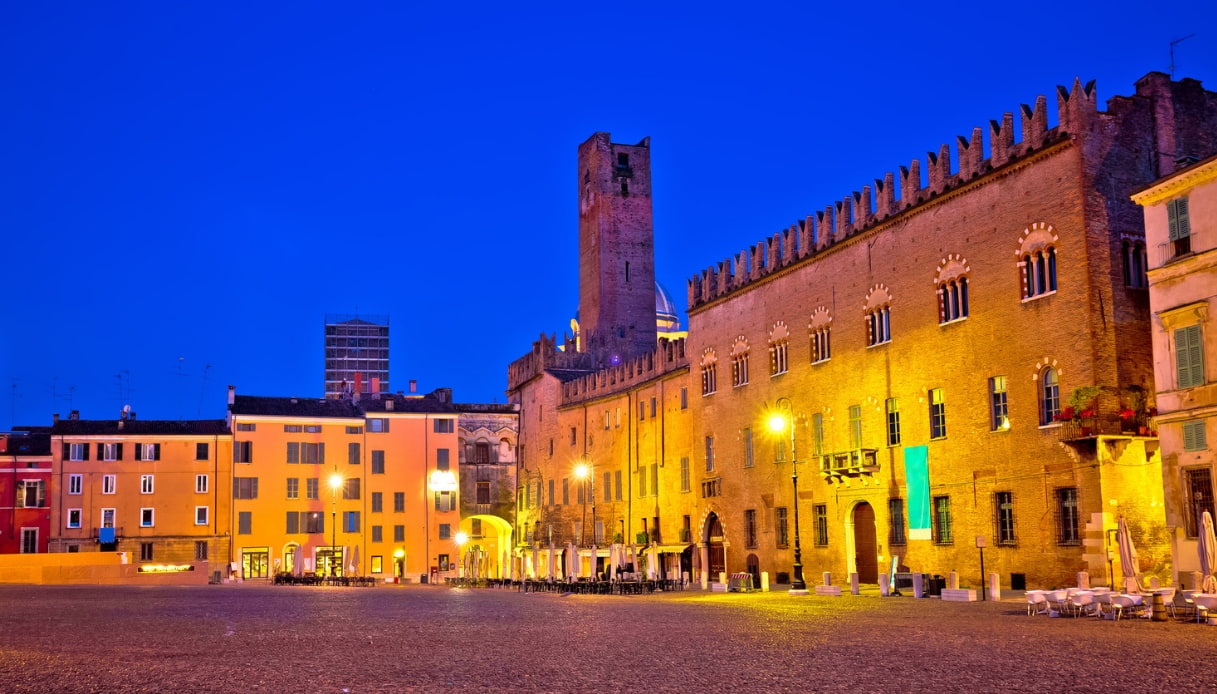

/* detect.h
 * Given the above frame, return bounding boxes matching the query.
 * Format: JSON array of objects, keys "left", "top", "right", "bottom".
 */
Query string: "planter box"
[
  {"left": 941, "top": 588, "right": 977, "bottom": 602},
  {"left": 815, "top": 585, "right": 842, "bottom": 596}
]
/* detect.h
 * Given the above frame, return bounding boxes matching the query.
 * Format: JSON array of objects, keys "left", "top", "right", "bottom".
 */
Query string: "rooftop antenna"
[
  {"left": 1170, "top": 33, "right": 1197, "bottom": 78},
  {"left": 197, "top": 363, "right": 212, "bottom": 416}
]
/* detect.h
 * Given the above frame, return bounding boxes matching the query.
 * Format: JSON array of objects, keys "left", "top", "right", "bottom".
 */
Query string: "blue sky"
[{"left": 2, "top": 2, "right": 1215, "bottom": 428}]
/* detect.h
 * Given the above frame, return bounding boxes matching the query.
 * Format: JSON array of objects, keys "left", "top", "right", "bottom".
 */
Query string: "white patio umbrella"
[
  {"left": 565, "top": 542, "right": 578, "bottom": 581},
  {"left": 1117, "top": 516, "right": 1142, "bottom": 593},
  {"left": 1199, "top": 511, "right": 1217, "bottom": 593},
  {"left": 531, "top": 543, "right": 540, "bottom": 579},
  {"left": 292, "top": 545, "right": 303, "bottom": 577},
  {"left": 547, "top": 543, "right": 556, "bottom": 581},
  {"left": 349, "top": 545, "right": 360, "bottom": 576},
  {"left": 646, "top": 545, "right": 659, "bottom": 580},
  {"left": 609, "top": 543, "right": 621, "bottom": 579}
]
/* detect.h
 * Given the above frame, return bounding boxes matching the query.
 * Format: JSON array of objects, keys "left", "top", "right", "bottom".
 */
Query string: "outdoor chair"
[
  {"left": 1093, "top": 591, "right": 1114, "bottom": 617},
  {"left": 1069, "top": 591, "right": 1098, "bottom": 618},
  {"left": 1110, "top": 594, "right": 1146, "bottom": 621},
  {"left": 1175, "top": 590, "right": 1198, "bottom": 621},
  {"left": 1045, "top": 589, "right": 1071, "bottom": 616},
  {"left": 1026, "top": 592, "right": 1050, "bottom": 616}
]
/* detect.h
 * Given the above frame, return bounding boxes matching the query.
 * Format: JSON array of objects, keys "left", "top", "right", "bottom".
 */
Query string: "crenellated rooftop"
[
  {"left": 559, "top": 338, "right": 688, "bottom": 405},
  {"left": 687, "top": 78, "right": 1103, "bottom": 310}
]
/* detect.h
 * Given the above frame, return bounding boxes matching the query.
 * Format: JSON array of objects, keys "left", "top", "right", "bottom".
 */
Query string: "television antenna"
[{"left": 1170, "top": 34, "right": 1197, "bottom": 77}]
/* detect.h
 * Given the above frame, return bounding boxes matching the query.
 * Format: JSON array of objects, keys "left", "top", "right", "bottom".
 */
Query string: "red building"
[{"left": 1, "top": 429, "right": 52, "bottom": 554}]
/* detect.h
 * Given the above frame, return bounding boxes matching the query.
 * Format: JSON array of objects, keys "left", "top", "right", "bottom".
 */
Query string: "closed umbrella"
[
  {"left": 292, "top": 545, "right": 303, "bottom": 577},
  {"left": 349, "top": 545, "right": 360, "bottom": 576},
  {"left": 646, "top": 545, "right": 659, "bottom": 580},
  {"left": 1200, "top": 511, "right": 1217, "bottom": 593},
  {"left": 566, "top": 542, "right": 578, "bottom": 581},
  {"left": 531, "top": 543, "right": 540, "bottom": 579},
  {"left": 548, "top": 543, "right": 556, "bottom": 581},
  {"left": 609, "top": 543, "right": 621, "bottom": 579},
  {"left": 1117, "top": 516, "right": 1142, "bottom": 593}
]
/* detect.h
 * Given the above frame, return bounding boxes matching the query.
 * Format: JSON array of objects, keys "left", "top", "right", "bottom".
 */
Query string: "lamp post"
[
  {"left": 329, "top": 470, "right": 343, "bottom": 577},
  {"left": 575, "top": 460, "right": 595, "bottom": 577},
  {"left": 768, "top": 397, "right": 807, "bottom": 594}
]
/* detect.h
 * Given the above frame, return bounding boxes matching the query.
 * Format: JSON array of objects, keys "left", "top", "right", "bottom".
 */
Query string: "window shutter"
[
  {"left": 319, "top": 442, "right": 325, "bottom": 464},
  {"left": 153, "top": 443, "right": 160, "bottom": 460},
  {"left": 1177, "top": 197, "right": 1191, "bottom": 238},
  {"left": 62, "top": 443, "right": 69, "bottom": 460},
  {"left": 96, "top": 443, "right": 103, "bottom": 460},
  {"left": 135, "top": 443, "right": 143, "bottom": 460},
  {"left": 116, "top": 443, "right": 123, "bottom": 461},
  {"left": 83, "top": 444, "right": 89, "bottom": 461}
]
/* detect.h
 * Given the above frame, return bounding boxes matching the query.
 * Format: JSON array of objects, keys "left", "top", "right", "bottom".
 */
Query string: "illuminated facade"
[
  {"left": 48, "top": 415, "right": 233, "bottom": 566},
  {"left": 513, "top": 75, "right": 1217, "bottom": 590},
  {"left": 1135, "top": 151, "right": 1217, "bottom": 587}
]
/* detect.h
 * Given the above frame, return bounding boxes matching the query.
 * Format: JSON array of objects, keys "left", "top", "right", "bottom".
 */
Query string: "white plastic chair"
[
  {"left": 1045, "top": 589, "right": 1070, "bottom": 616},
  {"left": 1026, "top": 591, "right": 1050, "bottom": 616},
  {"left": 1111, "top": 594, "right": 1146, "bottom": 621},
  {"left": 1093, "top": 591, "right": 1113, "bottom": 617},
  {"left": 1069, "top": 591, "right": 1098, "bottom": 618}
]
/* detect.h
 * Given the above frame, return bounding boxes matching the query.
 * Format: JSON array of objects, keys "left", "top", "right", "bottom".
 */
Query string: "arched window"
[
  {"left": 864, "top": 286, "right": 892, "bottom": 347},
  {"left": 700, "top": 348, "right": 718, "bottom": 396},
  {"left": 808, "top": 307, "right": 832, "bottom": 364},
  {"left": 936, "top": 255, "right": 971, "bottom": 324},
  {"left": 730, "top": 336, "right": 750, "bottom": 387},
  {"left": 1040, "top": 367, "right": 1061, "bottom": 425},
  {"left": 1122, "top": 239, "right": 1148, "bottom": 289},
  {"left": 768, "top": 322, "right": 789, "bottom": 376},
  {"left": 1017, "top": 223, "right": 1059, "bottom": 300}
]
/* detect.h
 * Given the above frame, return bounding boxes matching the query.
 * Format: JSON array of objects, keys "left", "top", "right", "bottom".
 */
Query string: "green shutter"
[
  {"left": 1176, "top": 325, "right": 1205, "bottom": 388},
  {"left": 1183, "top": 420, "right": 1208, "bottom": 451}
]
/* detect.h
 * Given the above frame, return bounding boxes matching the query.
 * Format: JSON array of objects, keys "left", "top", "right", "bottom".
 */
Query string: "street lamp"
[
  {"left": 768, "top": 397, "right": 807, "bottom": 594},
  {"left": 329, "top": 470, "right": 343, "bottom": 577},
  {"left": 574, "top": 460, "right": 595, "bottom": 573}
]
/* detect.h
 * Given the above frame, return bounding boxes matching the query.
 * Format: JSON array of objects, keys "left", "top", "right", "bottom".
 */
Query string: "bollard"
[
  {"left": 761, "top": 571, "right": 770, "bottom": 592},
  {"left": 1077, "top": 571, "right": 1090, "bottom": 589},
  {"left": 879, "top": 573, "right": 890, "bottom": 597},
  {"left": 822, "top": 571, "right": 832, "bottom": 587},
  {"left": 988, "top": 572, "right": 1001, "bottom": 601},
  {"left": 850, "top": 572, "right": 860, "bottom": 595},
  {"left": 912, "top": 573, "right": 925, "bottom": 598},
  {"left": 948, "top": 571, "right": 958, "bottom": 590}
]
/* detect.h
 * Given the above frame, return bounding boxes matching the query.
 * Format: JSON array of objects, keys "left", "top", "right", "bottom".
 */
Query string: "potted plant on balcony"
[{"left": 1067, "top": 386, "right": 1102, "bottom": 435}]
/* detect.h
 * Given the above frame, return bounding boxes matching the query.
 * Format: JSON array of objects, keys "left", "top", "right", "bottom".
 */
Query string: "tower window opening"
[
  {"left": 621, "top": 180, "right": 629, "bottom": 196},
  {"left": 625, "top": 262, "right": 630, "bottom": 282},
  {"left": 618, "top": 153, "right": 629, "bottom": 167}
]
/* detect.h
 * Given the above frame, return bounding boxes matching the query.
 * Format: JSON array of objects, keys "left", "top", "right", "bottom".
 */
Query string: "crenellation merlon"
[
  {"left": 874, "top": 173, "right": 896, "bottom": 218},
  {"left": 856, "top": 188, "right": 871, "bottom": 230},
  {"left": 989, "top": 112, "right": 1015, "bottom": 167},
  {"left": 1020, "top": 95, "right": 1049, "bottom": 150},
  {"left": 899, "top": 159, "right": 921, "bottom": 209},
  {"left": 1056, "top": 78, "right": 1097, "bottom": 135},
  {"left": 957, "top": 127, "right": 984, "bottom": 180},
  {"left": 926, "top": 145, "right": 951, "bottom": 195}
]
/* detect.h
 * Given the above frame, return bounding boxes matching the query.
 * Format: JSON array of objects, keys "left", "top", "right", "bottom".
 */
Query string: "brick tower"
[{"left": 577, "top": 132, "right": 656, "bottom": 366}]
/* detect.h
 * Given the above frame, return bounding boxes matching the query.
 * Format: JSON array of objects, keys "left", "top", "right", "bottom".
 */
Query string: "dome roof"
[{"left": 655, "top": 281, "right": 679, "bottom": 322}]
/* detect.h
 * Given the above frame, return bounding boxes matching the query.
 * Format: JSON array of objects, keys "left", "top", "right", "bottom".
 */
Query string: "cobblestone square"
[{"left": 2, "top": 584, "right": 1216, "bottom": 693}]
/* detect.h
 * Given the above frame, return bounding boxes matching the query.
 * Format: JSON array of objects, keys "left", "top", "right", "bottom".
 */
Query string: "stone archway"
[
  {"left": 462, "top": 514, "right": 514, "bottom": 579},
  {"left": 705, "top": 512, "right": 725, "bottom": 579}
]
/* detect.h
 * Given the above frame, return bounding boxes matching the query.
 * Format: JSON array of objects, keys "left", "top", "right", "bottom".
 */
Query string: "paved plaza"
[{"left": 2, "top": 583, "right": 1217, "bottom": 693}]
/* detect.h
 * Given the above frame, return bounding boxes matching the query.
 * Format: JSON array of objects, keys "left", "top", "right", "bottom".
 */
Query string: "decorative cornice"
[{"left": 1131, "top": 154, "right": 1217, "bottom": 205}]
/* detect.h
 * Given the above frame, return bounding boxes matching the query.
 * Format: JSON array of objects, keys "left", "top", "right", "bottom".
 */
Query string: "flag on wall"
[{"left": 905, "top": 446, "right": 932, "bottom": 540}]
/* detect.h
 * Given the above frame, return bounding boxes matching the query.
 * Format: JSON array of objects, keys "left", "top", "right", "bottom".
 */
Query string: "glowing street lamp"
[
  {"left": 574, "top": 460, "right": 594, "bottom": 551},
  {"left": 455, "top": 531, "right": 469, "bottom": 578},
  {"left": 329, "top": 470, "right": 343, "bottom": 577},
  {"left": 768, "top": 397, "right": 807, "bottom": 594}
]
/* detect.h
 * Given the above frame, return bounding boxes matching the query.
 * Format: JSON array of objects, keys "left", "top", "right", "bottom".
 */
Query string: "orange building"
[
  {"left": 48, "top": 413, "right": 232, "bottom": 568},
  {"left": 226, "top": 386, "right": 465, "bottom": 583}
]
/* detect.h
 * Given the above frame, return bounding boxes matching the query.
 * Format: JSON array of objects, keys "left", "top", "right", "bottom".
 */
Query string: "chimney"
[
  {"left": 69, "top": 410, "right": 80, "bottom": 421},
  {"left": 228, "top": 385, "right": 236, "bottom": 407},
  {"left": 52, "top": 413, "right": 59, "bottom": 424},
  {"left": 117, "top": 420, "right": 124, "bottom": 431},
  {"left": 409, "top": 379, "right": 417, "bottom": 393}
]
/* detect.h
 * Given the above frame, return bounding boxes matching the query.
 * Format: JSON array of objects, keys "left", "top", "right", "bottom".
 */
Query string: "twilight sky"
[{"left": 2, "top": 2, "right": 1215, "bottom": 428}]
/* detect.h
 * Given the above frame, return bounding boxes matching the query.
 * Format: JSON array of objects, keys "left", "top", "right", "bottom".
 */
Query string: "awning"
[
  {"left": 577, "top": 548, "right": 611, "bottom": 558},
  {"left": 98, "top": 527, "right": 116, "bottom": 543},
  {"left": 655, "top": 543, "right": 693, "bottom": 554}
]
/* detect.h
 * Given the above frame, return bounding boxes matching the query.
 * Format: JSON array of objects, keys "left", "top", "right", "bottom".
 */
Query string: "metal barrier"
[{"left": 728, "top": 572, "right": 754, "bottom": 592}]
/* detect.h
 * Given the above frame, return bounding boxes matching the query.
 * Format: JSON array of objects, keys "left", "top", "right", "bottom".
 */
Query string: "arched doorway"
[
  {"left": 853, "top": 502, "right": 878, "bottom": 583},
  {"left": 746, "top": 553, "right": 760, "bottom": 588},
  {"left": 706, "top": 513, "right": 725, "bottom": 579}
]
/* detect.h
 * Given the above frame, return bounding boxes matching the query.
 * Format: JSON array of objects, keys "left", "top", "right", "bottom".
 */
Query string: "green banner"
[{"left": 906, "top": 446, "right": 931, "bottom": 540}]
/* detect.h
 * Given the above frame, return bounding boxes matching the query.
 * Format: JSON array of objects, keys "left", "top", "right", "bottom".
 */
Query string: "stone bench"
[
  {"left": 941, "top": 588, "right": 977, "bottom": 602},
  {"left": 815, "top": 585, "right": 842, "bottom": 596}
]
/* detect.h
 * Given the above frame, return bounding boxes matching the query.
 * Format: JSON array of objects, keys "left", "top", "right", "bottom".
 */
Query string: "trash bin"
[
  {"left": 929, "top": 575, "right": 946, "bottom": 597},
  {"left": 420, "top": 574, "right": 428, "bottom": 584}
]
